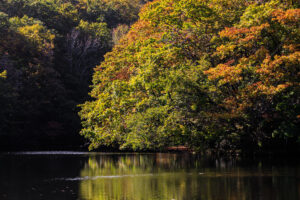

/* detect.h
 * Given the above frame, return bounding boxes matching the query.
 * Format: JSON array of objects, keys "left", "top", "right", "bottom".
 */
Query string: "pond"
[{"left": 0, "top": 152, "right": 299, "bottom": 200}]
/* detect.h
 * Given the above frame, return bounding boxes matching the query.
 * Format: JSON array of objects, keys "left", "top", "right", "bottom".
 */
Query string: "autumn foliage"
[{"left": 79, "top": 0, "right": 299, "bottom": 154}]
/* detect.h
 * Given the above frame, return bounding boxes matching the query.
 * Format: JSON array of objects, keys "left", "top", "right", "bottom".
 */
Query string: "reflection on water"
[
  {"left": 0, "top": 152, "right": 299, "bottom": 200},
  {"left": 78, "top": 154, "right": 300, "bottom": 200}
]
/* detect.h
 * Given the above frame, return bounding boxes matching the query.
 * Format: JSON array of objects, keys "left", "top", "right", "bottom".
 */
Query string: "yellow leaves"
[
  {"left": 140, "top": 0, "right": 175, "bottom": 26},
  {"left": 0, "top": 70, "right": 7, "bottom": 79},
  {"left": 19, "top": 24, "right": 41, "bottom": 38},
  {"left": 275, "top": 83, "right": 291, "bottom": 91},
  {"left": 57, "top": 2, "right": 78, "bottom": 21},
  {"left": 17, "top": 23, "right": 55, "bottom": 52},
  {"left": 77, "top": 20, "right": 110, "bottom": 39},
  {"left": 215, "top": 44, "right": 236, "bottom": 59}
]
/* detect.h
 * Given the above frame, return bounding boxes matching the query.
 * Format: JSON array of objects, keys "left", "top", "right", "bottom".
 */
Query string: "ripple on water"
[{"left": 52, "top": 174, "right": 155, "bottom": 181}]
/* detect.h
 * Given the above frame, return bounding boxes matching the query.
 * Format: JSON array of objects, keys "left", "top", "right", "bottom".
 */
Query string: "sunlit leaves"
[
  {"left": 77, "top": 20, "right": 110, "bottom": 40},
  {"left": 205, "top": 4, "right": 299, "bottom": 149},
  {"left": 9, "top": 15, "right": 55, "bottom": 53},
  {"left": 80, "top": 0, "right": 299, "bottom": 153},
  {"left": 0, "top": 70, "right": 6, "bottom": 79}
]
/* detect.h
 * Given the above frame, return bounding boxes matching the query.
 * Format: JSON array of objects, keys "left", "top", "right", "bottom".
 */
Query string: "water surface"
[{"left": 0, "top": 152, "right": 299, "bottom": 200}]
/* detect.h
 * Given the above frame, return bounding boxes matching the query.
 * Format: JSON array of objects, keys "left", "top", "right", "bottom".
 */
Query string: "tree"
[
  {"left": 205, "top": 4, "right": 300, "bottom": 152},
  {"left": 0, "top": 0, "right": 147, "bottom": 149},
  {"left": 80, "top": 0, "right": 299, "bottom": 154}
]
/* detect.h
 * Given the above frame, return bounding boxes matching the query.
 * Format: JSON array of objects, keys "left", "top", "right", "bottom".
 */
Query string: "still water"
[{"left": 0, "top": 152, "right": 299, "bottom": 200}]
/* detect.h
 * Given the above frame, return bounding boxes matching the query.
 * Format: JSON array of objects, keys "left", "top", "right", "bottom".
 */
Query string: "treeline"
[
  {"left": 79, "top": 0, "right": 300, "bottom": 154},
  {"left": 0, "top": 0, "right": 147, "bottom": 149}
]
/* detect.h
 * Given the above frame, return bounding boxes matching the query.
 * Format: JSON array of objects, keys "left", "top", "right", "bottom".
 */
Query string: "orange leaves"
[
  {"left": 219, "top": 27, "right": 248, "bottom": 39},
  {"left": 219, "top": 23, "right": 269, "bottom": 40},
  {"left": 210, "top": 7, "right": 299, "bottom": 115},
  {"left": 112, "top": 67, "right": 132, "bottom": 81},
  {"left": 204, "top": 61, "right": 244, "bottom": 85},
  {"left": 208, "top": 11, "right": 299, "bottom": 115},
  {"left": 245, "top": 81, "right": 291, "bottom": 98},
  {"left": 235, "top": 51, "right": 298, "bottom": 107},
  {"left": 247, "top": 82, "right": 271, "bottom": 95},
  {"left": 215, "top": 23, "right": 270, "bottom": 59},
  {"left": 272, "top": 9, "right": 300, "bottom": 24},
  {"left": 222, "top": 96, "right": 241, "bottom": 113},
  {"left": 257, "top": 51, "right": 300, "bottom": 81},
  {"left": 123, "top": 20, "right": 163, "bottom": 45},
  {"left": 283, "top": 44, "right": 299, "bottom": 52}
]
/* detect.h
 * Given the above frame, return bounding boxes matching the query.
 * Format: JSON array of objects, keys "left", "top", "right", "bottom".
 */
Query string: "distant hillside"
[{"left": 0, "top": 0, "right": 145, "bottom": 150}]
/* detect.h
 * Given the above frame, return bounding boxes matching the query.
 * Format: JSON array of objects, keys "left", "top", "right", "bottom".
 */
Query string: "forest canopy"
[
  {"left": 79, "top": 0, "right": 300, "bottom": 154},
  {"left": 0, "top": 0, "right": 146, "bottom": 149},
  {"left": 0, "top": 0, "right": 298, "bottom": 154}
]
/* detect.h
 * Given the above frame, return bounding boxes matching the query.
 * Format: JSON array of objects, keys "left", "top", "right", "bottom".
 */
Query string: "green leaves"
[
  {"left": 79, "top": 0, "right": 300, "bottom": 154},
  {"left": 77, "top": 20, "right": 110, "bottom": 40},
  {"left": 0, "top": 0, "right": 147, "bottom": 148}
]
